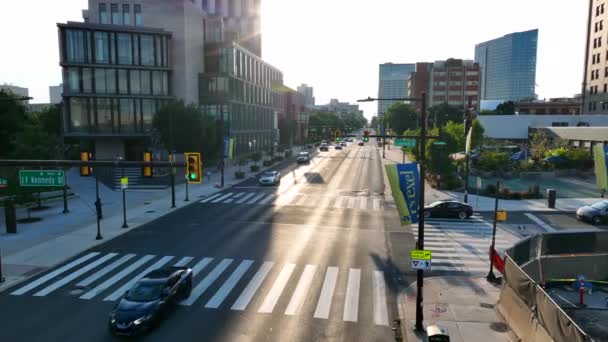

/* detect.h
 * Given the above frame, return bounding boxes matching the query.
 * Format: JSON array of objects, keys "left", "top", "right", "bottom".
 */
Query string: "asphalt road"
[{"left": 0, "top": 143, "right": 412, "bottom": 342}]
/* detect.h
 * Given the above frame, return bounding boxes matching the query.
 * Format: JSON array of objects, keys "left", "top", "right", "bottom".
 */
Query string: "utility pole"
[
  {"left": 415, "top": 93, "right": 427, "bottom": 332},
  {"left": 464, "top": 96, "right": 472, "bottom": 203},
  {"left": 487, "top": 180, "right": 500, "bottom": 283}
]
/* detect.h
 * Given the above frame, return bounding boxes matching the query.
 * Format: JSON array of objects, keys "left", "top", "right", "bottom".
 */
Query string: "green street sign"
[
  {"left": 19, "top": 170, "right": 65, "bottom": 187},
  {"left": 395, "top": 138, "right": 416, "bottom": 148},
  {"left": 0, "top": 178, "right": 7, "bottom": 189},
  {"left": 433, "top": 141, "right": 447, "bottom": 146}
]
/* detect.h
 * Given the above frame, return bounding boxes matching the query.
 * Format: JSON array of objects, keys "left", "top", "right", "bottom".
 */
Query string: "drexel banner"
[{"left": 385, "top": 163, "right": 420, "bottom": 225}]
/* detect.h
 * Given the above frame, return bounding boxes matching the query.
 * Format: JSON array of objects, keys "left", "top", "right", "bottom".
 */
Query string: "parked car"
[
  {"left": 108, "top": 267, "right": 193, "bottom": 336},
  {"left": 320, "top": 143, "right": 329, "bottom": 151},
  {"left": 259, "top": 170, "right": 280, "bottom": 185},
  {"left": 424, "top": 200, "right": 473, "bottom": 219},
  {"left": 335, "top": 145, "right": 343, "bottom": 150},
  {"left": 296, "top": 151, "right": 310, "bottom": 163},
  {"left": 576, "top": 200, "right": 608, "bottom": 225}
]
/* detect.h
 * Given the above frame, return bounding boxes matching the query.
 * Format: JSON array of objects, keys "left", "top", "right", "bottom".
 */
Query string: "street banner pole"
[{"left": 487, "top": 180, "right": 500, "bottom": 282}]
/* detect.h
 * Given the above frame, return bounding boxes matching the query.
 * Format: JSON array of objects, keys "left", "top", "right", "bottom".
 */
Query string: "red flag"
[{"left": 490, "top": 247, "right": 505, "bottom": 274}]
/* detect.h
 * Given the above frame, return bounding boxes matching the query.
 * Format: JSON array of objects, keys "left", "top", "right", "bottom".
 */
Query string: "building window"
[
  {"left": 602, "top": 20, "right": 604, "bottom": 30},
  {"left": 596, "top": 22, "right": 599, "bottom": 33},
  {"left": 142, "top": 99, "right": 155, "bottom": 131},
  {"left": 118, "top": 69, "right": 128, "bottom": 94},
  {"left": 129, "top": 70, "right": 141, "bottom": 94},
  {"left": 99, "top": 3, "right": 109, "bottom": 24},
  {"left": 67, "top": 68, "right": 80, "bottom": 92},
  {"left": 140, "top": 70, "right": 151, "bottom": 94},
  {"left": 594, "top": 38, "right": 597, "bottom": 49},
  {"left": 94, "top": 32, "right": 109, "bottom": 63},
  {"left": 117, "top": 33, "right": 132, "bottom": 65},
  {"left": 603, "top": 3, "right": 605, "bottom": 14},
  {"left": 600, "top": 37, "right": 603, "bottom": 47},
  {"left": 152, "top": 71, "right": 162, "bottom": 94},
  {"left": 69, "top": 98, "right": 89, "bottom": 132},
  {"left": 119, "top": 99, "right": 135, "bottom": 132},
  {"left": 82, "top": 68, "right": 92, "bottom": 93},
  {"left": 65, "top": 30, "right": 86, "bottom": 63},
  {"left": 134, "top": 4, "right": 142, "bottom": 26},
  {"left": 111, "top": 4, "right": 120, "bottom": 24},
  {"left": 140, "top": 35, "right": 154, "bottom": 66},
  {"left": 604, "top": 84, "right": 607, "bottom": 93},
  {"left": 96, "top": 98, "right": 113, "bottom": 132},
  {"left": 122, "top": 4, "right": 130, "bottom": 25}
]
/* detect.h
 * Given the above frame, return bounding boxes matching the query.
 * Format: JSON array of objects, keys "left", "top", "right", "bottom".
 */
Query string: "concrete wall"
[{"left": 478, "top": 114, "right": 608, "bottom": 139}]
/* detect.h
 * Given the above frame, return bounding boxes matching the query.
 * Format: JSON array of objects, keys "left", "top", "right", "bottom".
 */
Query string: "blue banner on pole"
[
  {"left": 397, "top": 163, "right": 420, "bottom": 224},
  {"left": 223, "top": 136, "right": 230, "bottom": 159}
]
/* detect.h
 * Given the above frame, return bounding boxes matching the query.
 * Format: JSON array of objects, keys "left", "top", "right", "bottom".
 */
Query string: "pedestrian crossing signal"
[
  {"left": 80, "top": 152, "right": 92, "bottom": 176},
  {"left": 185, "top": 152, "right": 202, "bottom": 183}
]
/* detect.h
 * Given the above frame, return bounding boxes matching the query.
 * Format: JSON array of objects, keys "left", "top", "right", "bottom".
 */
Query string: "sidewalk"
[
  {"left": 0, "top": 155, "right": 281, "bottom": 291},
  {"left": 398, "top": 277, "right": 517, "bottom": 342},
  {"left": 382, "top": 145, "right": 600, "bottom": 212}
]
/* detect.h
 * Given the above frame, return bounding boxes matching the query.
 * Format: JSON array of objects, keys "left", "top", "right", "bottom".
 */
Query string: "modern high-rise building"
[
  {"left": 57, "top": 0, "right": 279, "bottom": 161},
  {"left": 297, "top": 83, "right": 315, "bottom": 107},
  {"left": 475, "top": 29, "right": 538, "bottom": 102},
  {"left": 378, "top": 63, "right": 415, "bottom": 115},
  {"left": 583, "top": 0, "right": 608, "bottom": 113}
]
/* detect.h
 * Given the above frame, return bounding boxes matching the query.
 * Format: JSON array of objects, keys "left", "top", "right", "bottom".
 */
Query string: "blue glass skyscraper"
[{"left": 475, "top": 29, "right": 538, "bottom": 102}]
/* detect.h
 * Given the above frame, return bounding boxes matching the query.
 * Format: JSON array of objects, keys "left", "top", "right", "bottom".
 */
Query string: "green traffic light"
[{"left": 189, "top": 173, "right": 196, "bottom": 180}]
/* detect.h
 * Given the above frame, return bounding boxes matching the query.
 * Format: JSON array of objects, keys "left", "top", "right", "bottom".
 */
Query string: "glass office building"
[
  {"left": 200, "top": 41, "right": 282, "bottom": 156},
  {"left": 378, "top": 63, "right": 416, "bottom": 115},
  {"left": 58, "top": 22, "right": 173, "bottom": 159},
  {"left": 475, "top": 29, "right": 538, "bottom": 102}
]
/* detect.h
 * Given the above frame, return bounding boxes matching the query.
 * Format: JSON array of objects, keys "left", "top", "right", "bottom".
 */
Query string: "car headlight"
[{"left": 133, "top": 314, "right": 153, "bottom": 325}]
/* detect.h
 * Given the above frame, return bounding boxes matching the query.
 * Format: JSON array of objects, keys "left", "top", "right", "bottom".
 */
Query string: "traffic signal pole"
[
  {"left": 415, "top": 93, "right": 427, "bottom": 332},
  {"left": 464, "top": 96, "right": 472, "bottom": 204}
]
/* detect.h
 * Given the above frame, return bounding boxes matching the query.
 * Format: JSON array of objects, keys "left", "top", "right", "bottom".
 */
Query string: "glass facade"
[
  {"left": 378, "top": 63, "right": 416, "bottom": 115},
  {"left": 200, "top": 44, "right": 283, "bottom": 155},
  {"left": 59, "top": 25, "right": 171, "bottom": 135},
  {"left": 475, "top": 29, "right": 538, "bottom": 101}
]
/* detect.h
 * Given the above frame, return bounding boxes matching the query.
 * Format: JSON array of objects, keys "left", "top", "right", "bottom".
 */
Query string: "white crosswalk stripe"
[
  {"left": 14, "top": 254, "right": 396, "bottom": 327},
  {"left": 211, "top": 192, "right": 234, "bottom": 203},
  {"left": 259, "top": 194, "right": 276, "bottom": 205},
  {"left": 247, "top": 193, "right": 266, "bottom": 204},
  {"left": 200, "top": 193, "right": 222, "bottom": 203},
  {"left": 236, "top": 193, "right": 256, "bottom": 204},
  {"left": 411, "top": 217, "right": 519, "bottom": 274},
  {"left": 224, "top": 192, "right": 244, "bottom": 204}
]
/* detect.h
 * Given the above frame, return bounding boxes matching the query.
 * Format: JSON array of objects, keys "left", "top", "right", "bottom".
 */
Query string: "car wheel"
[
  {"left": 458, "top": 212, "right": 467, "bottom": 220},
  {"left": 592, "top": 216, "right": 602, "bottom": 225}
]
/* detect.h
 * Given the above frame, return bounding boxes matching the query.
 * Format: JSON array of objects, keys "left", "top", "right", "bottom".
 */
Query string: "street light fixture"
[{"left": 357, "top": 94, "right": 429, "bottom": 332}]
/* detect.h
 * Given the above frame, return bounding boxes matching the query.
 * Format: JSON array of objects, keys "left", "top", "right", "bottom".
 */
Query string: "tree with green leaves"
[
  {"left": 478, "top": 109, "right": 496, "bottom": 115},
  {"left": 428, "top": 103, "right": 463, "bottom": 127},
  {"left": 153, "top": 100, "right": 219, "bottom": 160},
  {"left": 384, "top": 102, "right": 418, "bottom": 134},
  {"left": 495, "top": 101, "right": 515, "bottom": 115},
  {"left": 470, "top": 119, "right": 485, "bottom": 151},
  {"left": 0, "top": 90, "right": 29, "bottom": 158},
  {"left": 529, "top": 130, "right": 551, "bottom": 162},
  {"left": 370, "top": 116, "right": 378, "bottom": 129}
]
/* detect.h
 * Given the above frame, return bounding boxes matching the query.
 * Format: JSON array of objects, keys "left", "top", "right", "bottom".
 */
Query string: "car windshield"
[
  {"left": 298, "top": 152, "right": 308, "bottom": 156},
  {"left": 125, "top": 282, "right": 163, "bottom": 302},
  {"left": 261, "top": 172, "right": 275, "bottom": 177},
  {"left": 428, "top": 201, "right": 445, "bottom": 207},
  {"left": 590, "top": 201, "right": 608, "bottom": 210}
]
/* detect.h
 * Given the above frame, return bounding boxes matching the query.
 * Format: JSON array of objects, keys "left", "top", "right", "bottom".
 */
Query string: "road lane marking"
[
  {"left": 174, "top": 256, "right": 194, "bottom": 267},
  {"left": 191, "top": 257, "right": 214, "bottom": 277},
  {"left": 285, "top": 264, "right": 317, "bottom": 315},
  {"left": 359, "top": 198, "right": 369, "bottom": 210},
  {"left": 524, "top": 213, "right": 557, "bottom": 232},
  {"left": 432, "top": 265, "right": 488, "bottom": 272},
  {"left": 34, "top": 253, "right": 118, "bottom": 296},
  {"left": 373, "top": 271, "right": 389, "bottom": 326},
  {"left": 231, "top": 262, "right": 274, "bottom": 311},
  {"left": 104, "top": 256, "right": 174, "bottom": 301},
  {"left": 313, "top": 267, "right": 339, "bottom": 319},
  {"left": 259, "top": 194, "right": 276, "bottom": 205},
  {"left": 80, "top": 255, "right": 155, "bottom": 300},
  {"left": 247, "top": 193, "right": 266, "bottom": 204},
  {"left": 205, "top": 260, "right": 254, "bottom": 309},
  {"left": 181, "top": 259, "right": 233, "bottom": 306},
  {"left": 200, "top": 193, "right": 222, "bottom": 203},
  {"left": 347, "top": 197, "right": 357, "bottom": 209},
  {"left": 76, "top": 254, "right": 136, "bottom": 287},
  {"left": 224, "top": 192, "right": 244, "bottom": 204},
  {"left": 258, "top": 263, "right": 296, "bottom": 313},
  {"left": 12, "top": 252, "right": 100, "bottom": 296},
  {"left": 343, "top": 268, "right": 361, "bottom": 322},
  {"left": 236, "top": 193, "right": 256, "bottom": 204},
  {"left": 211, "top": 193, "right": 234, "bottom": 203}
]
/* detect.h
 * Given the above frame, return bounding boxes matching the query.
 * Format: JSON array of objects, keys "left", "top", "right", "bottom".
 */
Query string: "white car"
[{"left": 259, "top": 171, "right": 280, "bottom": 185}]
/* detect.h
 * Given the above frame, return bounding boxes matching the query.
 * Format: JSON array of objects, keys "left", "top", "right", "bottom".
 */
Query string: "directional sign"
[
  {"left": 411, "top": 259, "right": 431, "bottom": 270},
  {"left": 19, "top": 170, "right": 65, "bottom": 187},
  {"left": 395, "top": 138, "right": 416, "bottom": 148},
  {"left": 120, "top": 177, "right": 129, "bottom": 189},
  {"left": 433, "top": 141, "right": 447, "bottom": 146},
  {"left": 411, "top": 250, "right": 432, "bottom": 260},
  {"left": 0, "top": 178, "right": 7, "bottom": 189}
]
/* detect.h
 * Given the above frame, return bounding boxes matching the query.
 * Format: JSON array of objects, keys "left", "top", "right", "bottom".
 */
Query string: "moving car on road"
[
  {"left": 358, "top": 141, "right": 364, "bottom": 146},
  {"left": 259, "top": 170, "right": 280, "bottom": 185},
  {"left": 320, "top": 143, "right": 329, "bottom": 151},
  {"left": 334, "top": 144, "right": 343, "bottom": 150},
  {"left": 109, "top": 267, "right": 193, "bottom": 336},
  {"left": 576, "top": 200, "right": 608, "bottom": 225},
  {"left": 296, "top": 151, "right": 310, "bottom": 164},
  {"left": 424, "top": 200, "right": 473, "bottom": 219}
]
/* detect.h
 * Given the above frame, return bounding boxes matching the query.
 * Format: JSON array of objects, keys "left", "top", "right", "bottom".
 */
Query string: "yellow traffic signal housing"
[
  {"left": 185, "top": 152, "right": 202, "bottom": 183},
  {"left": 142, "top": 151, "right": 153, "bottom": 177},
  {"left": 80, "top": 152, "right": 92, "bottom": 176},
  {"left": 363, "top": 130, "right": 370, "bottom": 142},
  {"left": 335, "top": 130, "right": 342, "bottom": 141}
]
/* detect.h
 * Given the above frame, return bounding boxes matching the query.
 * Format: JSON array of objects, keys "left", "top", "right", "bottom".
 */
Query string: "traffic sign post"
[
  {"left": 120, "top": 178, "right": 128, "bottom": 229},
  {"left": 411, "top": 249, "right": 432, "bottom": 270},
  {"left": 395, "top": 139, "right": 416, "bottom": 148},
  {"left": 19, "top": 170, "right": 65, "bottom": 187}
]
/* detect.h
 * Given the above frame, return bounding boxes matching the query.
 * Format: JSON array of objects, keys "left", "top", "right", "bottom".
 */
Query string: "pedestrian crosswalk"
[
  {"left": 411, "top": 216, "right": 518, "bottom": 274},
  {"left": 10, "top": 252, "right": 393, "bottom": 326},
  {"left": 200, "top": 191, "right": 385, "bottom": 211}
]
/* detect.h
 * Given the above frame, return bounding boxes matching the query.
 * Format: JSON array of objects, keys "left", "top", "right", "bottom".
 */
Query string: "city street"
[{"left": 0, "top": 144, "right": 413, "bottom": 341}]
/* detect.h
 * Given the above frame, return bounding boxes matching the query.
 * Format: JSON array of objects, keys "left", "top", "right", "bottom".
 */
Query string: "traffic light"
[
  {"left": 363, "top": 130, "right": 370, "bottom": 142},
  {"left": 80, "top": 152, "right": 92, "bottom": 176},
  {"left": 185, "top": 152, "right": 202, "bottom": 183},
  {"left": 142, "top": 151, "right": 153, "bottom": 178},
  {"left": 329, "top": 128, "right": 336, "bottom": 142},
  {"left": 335, "top": 130, "right": 342, "bottom": 141}
]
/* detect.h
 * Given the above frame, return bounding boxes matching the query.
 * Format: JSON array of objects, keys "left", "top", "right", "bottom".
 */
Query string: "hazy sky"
[{"left": 0, "top": 1, "right": 588, "bottom": 119}]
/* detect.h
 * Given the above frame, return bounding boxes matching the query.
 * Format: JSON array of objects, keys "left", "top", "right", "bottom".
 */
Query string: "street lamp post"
[{"left": 358, "top": 94, "right": 429, "bottom": 332}]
